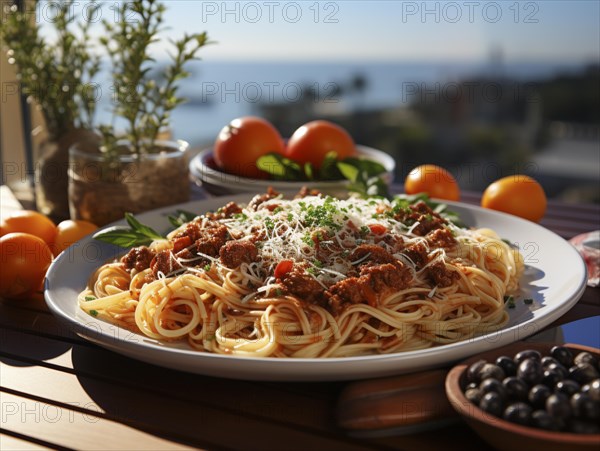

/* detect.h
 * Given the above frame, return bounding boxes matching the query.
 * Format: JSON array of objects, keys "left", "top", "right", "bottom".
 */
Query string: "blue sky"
[
  {"left": 35, "top": 1, "right": 600, "bottom": 63},
  {"left": 158, "top": 0, "right": 600, "bottom": 62}
]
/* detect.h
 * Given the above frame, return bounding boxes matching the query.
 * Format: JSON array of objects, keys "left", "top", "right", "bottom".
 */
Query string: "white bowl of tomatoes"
[{"left": 189, "top": 117, "right": 396, "bottom": 196}]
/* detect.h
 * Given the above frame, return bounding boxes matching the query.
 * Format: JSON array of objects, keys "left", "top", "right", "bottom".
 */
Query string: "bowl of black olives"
[{"left": 445, "top": 342, "right": 600, "bottom": 451}]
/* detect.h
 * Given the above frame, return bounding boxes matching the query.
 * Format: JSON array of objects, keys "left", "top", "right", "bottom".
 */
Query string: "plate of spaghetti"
[{"left": 45, "top": 191, "right": 587, "bottom": 380}]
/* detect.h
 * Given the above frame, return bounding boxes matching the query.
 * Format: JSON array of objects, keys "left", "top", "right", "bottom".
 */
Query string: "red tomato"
[
  {"left": 213, "top": 116, "right": 285, "bottom": 179},
  {"left": 368, "top": 224, "right": 387, "bottom": 235},
  {"left": 285, "top": 120, "right": 356, "bottom": 169},
  {"left": 274, "top": 260, "right": 294, "bottom": 279}
]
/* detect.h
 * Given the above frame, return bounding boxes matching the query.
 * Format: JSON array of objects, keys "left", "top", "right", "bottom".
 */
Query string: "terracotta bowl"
[{"left": 445, "top": 342, "right": 600, "bottom": 451}]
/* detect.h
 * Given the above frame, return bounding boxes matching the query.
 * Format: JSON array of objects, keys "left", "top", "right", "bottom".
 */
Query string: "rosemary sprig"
[
  {"left": 99, "top": 0, "right": 210, "bottom": 157},
  {"left": 1, "top": 0, "right": 101, "bottom": 139}
]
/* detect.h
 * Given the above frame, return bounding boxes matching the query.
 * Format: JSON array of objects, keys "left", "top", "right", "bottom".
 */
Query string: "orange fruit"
[
  {"left": 404, "top": 164, "right": 460, "bottom": 201},
  {"left": 0, "top": 232, "right": 53, "bottom": 299},
  {"left": 51, "top": 219, "right": 98, "bottom": 256},
  {"left": 481, "top": 175, "right": 547, "bottom": 222},
  {"left": 0, "top": 210, "right": 57, "bottom": 244}
]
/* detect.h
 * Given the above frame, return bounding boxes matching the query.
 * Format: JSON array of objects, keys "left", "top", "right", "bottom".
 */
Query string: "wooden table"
[{"left": 1, "top": 185, "right": 599, "bottom": 450}]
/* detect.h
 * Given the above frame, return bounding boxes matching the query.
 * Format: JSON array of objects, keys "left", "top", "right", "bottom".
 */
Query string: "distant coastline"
[{"left": 93, "top": 59, "right": 592, "bottom": 147}]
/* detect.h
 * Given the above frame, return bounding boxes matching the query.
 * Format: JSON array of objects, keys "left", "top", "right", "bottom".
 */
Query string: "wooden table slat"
[
  {"left": 0, "top": 432, "right": 53, "bottom": 451},
  {"left": 0, "top": 328, "right": 386, "bottom": 451},
  {"left": 0, "top": 391, "right": 198, "bottom": 451}
]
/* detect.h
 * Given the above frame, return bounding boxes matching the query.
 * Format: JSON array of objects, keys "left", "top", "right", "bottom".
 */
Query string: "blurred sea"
[{"left": 94, "top": 60, "right": 588, "bottom": 147}]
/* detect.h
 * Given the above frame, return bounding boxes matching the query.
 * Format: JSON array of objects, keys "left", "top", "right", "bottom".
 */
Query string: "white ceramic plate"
[
  {"left": 189, "top": 144, "right": 395, "bottom": 196},
  {"left": 45, "top": 196, "right": 587, "bottom": 381}
]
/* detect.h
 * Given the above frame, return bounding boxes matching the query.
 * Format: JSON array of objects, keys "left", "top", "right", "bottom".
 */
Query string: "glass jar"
[
  {"left": 35, "top": 129, "right": 98, "bottom": 222},
  {"left": 68, "top": 139, "right": 190, "bottom": 226}
]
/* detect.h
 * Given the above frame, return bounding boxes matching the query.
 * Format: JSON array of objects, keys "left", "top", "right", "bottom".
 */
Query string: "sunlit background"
[{"left": 30, "top": 1, "right": 600, "bottom": 201}]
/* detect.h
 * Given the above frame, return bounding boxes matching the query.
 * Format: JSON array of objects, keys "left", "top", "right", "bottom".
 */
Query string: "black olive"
[
  {"left": 569, "top": 362, "right": 600, "bottom": 385},
  {"left": 465, "top": 382, "right": 479, "bottom": 391},
  {"left": 574, "top": 351, "right": 598, "bottom": 368},
  {"left": 479, "top": 378, "right": 507, "bottom": 400},
  {"left": 514, "top": 349, "right": 541, "bottom": 364},
  {"left": 495, "top": 355, "right": 517, "bottom": 377},
  {"left": 546, "top": 393, "right": 572, "bottom": 419},
  {"left": 541, "top": 356, "right": 560, "bottom": 368},
  {"left": 550, "top": 346, "right": 574, "bottom": 367},
  {"left": 503, "top": 376, "right": 528, "bottom": 401},
  {"left": 465, "top": 388, "right": 483, "bottom": 405},
  {"left": 571, "top": 392, "right": 600, "bottom": 421},
  {"left": 479, "top": 391, "right": 504, "bottom": 417},
  {"left": 545, "top": 362, "right": 568, "bottom": 379},
  {"left": 503, "top": 402, "right": 532, "bottom": 426},
  {"left": 581, "top": 379, "right": 600, "bottom": 401},
  {"left": 467, "top": 359, "right": 487, "bottom": 383},
  {"left": 555, "top": 379, "right": 581, "bottom": 397},
  {"left": 479, "top": 363, "right": 506, "bottom": 382},
  {"left": 531, "top": 409, "right": 562, "bottom": 431},
  {"left": 528, "top": 384, "right": 552, "bottom": 409},
  {"left": 517, "top": 358, "right": 543, "bottom": 385},
  {"left": 542, "top": 368, "right": 564, "bottom": 388},
  {"left": 567, "top": 419, "right": 600, "bottom": 434}
]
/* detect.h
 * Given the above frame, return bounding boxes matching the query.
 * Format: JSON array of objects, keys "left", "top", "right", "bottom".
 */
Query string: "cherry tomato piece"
[
  {"left": 368, "top": 224, "right": 387, "bottom": 235},
  {"left": 274, "top": 260, "right": 294, "bottom": 279}
]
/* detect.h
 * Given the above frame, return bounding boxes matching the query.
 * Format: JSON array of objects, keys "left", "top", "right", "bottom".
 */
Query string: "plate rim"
[{"left": 44, "top": 195, "right": 588, "bottom": 380}]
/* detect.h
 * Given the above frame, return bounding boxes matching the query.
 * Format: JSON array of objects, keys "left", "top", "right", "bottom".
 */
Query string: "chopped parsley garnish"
[
  {"left": 302, "top": 200, "right": 343, "bottom": 231},
  {"left": 504, "top": 295, "right": 515, "bottom": 308},
  {"left": 90, "top": 310, "right": 99, "bottom": 317},
  {"left": 84, "top": 296, "right": 96, "bottom": 301}
]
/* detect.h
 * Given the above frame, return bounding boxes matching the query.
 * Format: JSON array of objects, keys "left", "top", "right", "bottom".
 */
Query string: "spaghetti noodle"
[{"left": 79, "top": 192, "right": 524, "bottom": 358}]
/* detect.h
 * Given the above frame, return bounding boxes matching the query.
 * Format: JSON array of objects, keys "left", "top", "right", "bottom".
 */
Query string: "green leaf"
[
  {"left": 304, "top": 162, "right": 314, "bottom": 180},
  {"left": 94, "top": 213, "right": 165, "bottom": 248},
  {"left": 256, "top": 153, "right": 304, "bottom": 180},
  {"left": 167, "top": 209, "right": 197, "bottom": 227},
  {"left": 124, "top": 212, "right": 163, "bottom": 240},
  {"left": 342, "top": 157, "right": 387, "bottom": 177},
  {"left": 318, "top": 151, "right": 342, "bottom": 180},
  {"left": 257, "top": 153, "right": 286, "bottom": 177},
  {"left": 93, "top": 227, "right": 154, "bottom": 247},
  {"left": 337, "top": 162, "right": 360, "bottom": 182}
]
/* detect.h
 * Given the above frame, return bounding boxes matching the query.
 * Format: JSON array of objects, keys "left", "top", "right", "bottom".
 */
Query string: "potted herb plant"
[
  {"left": 1, "top": 0, "right": 101, "bottom": 220},
  {"left": 68, "top": 0, "right": 209, "bottom": 225},
  {"left": 2, "top": 0, "right": 209, "bottom": 225}
]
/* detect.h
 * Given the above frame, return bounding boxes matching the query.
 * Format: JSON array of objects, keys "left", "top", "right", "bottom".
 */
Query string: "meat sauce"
[{"left": 119, "top": 193, "right": 460, "bottom": 314}]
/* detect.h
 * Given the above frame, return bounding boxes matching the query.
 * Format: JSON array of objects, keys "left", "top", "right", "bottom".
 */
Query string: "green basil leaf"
[
  {"left": 257, "top": 153, "right": 286, "bottom": 177},
  {"left": 337, "top": 161, "right": 360, "bottom": 182},
  {"left": 168, "top": 209, "right": 197, "bottom": 227},
  {"left": 319, "top": 151, "right": 342, "bottom": 180},
  {"left": 342, "top": 157, "right": 387, "bottom": 177},
  {"left": 93, "top": 227, "right": 156, "bottom": 247},
  {"left": 304, "top": 162, "right": 314, "bottom": 180},
  {"left": 124, "top": 212, "right": 163, "bottom": 240}
]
